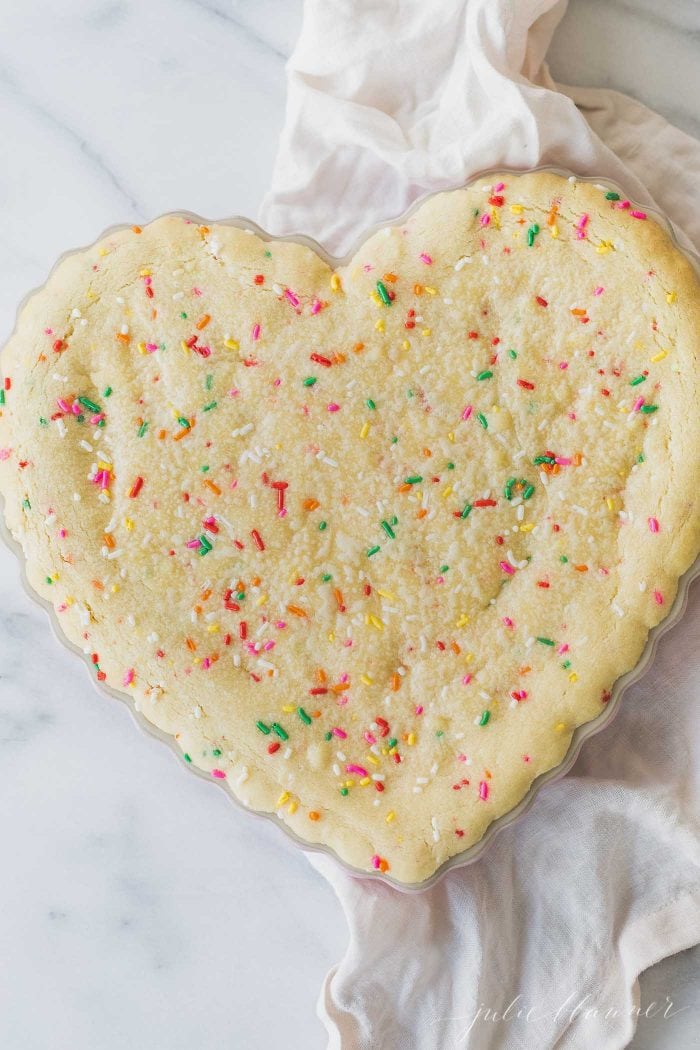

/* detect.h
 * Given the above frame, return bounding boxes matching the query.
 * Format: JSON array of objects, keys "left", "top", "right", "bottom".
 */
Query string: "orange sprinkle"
[
  {"left": 398, "top": 483, "right": 412, "bottom": 493},
  {"left": 383, "top": 273, "right": 397, "bottom": 283},
  {"left": 330, "top": 682, "right": 349, "bottom": 694},
  {"left": 131, "top": 225, "right": 142, "bottom": 234},
  {"left": 251, "top": 576, "right": 261, "bottom": 587},
  {"left": 173, "top": 419, "right": 195, "bottom": 441},
  {"left": 353, "top": 342, "right": 365, "bottom": 354},
  {"left": 287, "top": 604, "right": 308, "bottom": 618},
  {"left": 91, "top": 579, "right": 104, "bottom": 590},
  {"left": 316, "top": 668, "right": 327, "bottom": 685},
  {"left": 333, "top": 588, "right": 345, "bottom": 610},
  {"left": 413, "top": 284, "right": 424, "bottom": 295},
  {"left": 204, "top": 479, "right": 221, "bottom": 495},
  {"left": 416, "top": 508, "right": 428, "bottom": 519},
  {"left": 158, "top": 429, "right": 167, "bottom": 440},
  {"left": 451, "top": 641, "right": 461, "bottom": 655},
  {"left": 574, "top": 564, "right": 589, "bottom": 573},
  {"left": 198, "top": 225, "right": 210, "bottom": 236},
  {"left": 103, "top": 533, "right": 115, "bottom": 549},
  {"left": 391, "top": 674, "right": 401, "bottom": 692},
  {"left": 116, "top": 332, "right": 130, "bottom": 344},
  {"left": 570, "top": 308, "right": 587, "bottom": 316},
  {"left": 308, "top": 811, "right": 321, "bottom": 821},
  {"left": 303, "top": 498, "right": 320, "bottom": 511},
  {"left": 332, "top": 351, "right": 347, "bottom": 364},
  {"left": 573, "top": 452, "right": 583, "bottom": 466},
  {"left": 546, "top": 202, "right": 559, "bottom": 226},
  {"left": 200, "top": 589, "right": 212, "bottom": 601},
  {"left": 519, "top": 665, "right": 532, "bottom": 675},
  {"left": 196, "top": 314, "right": 211, "bottom": 330},
  {"left": 185, "top": 638, "right": 197, "bottom": 652}
]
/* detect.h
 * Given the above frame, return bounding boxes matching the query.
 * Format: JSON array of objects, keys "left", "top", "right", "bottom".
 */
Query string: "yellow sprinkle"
[
  {"left": 490, "top": 208, "right": 501, "bottom": 229},
  {"left": 606, "top": 497, "right": 615, "bottom": 512},
  {"left": 371, "top": 291, "right": 381, "bottom": 305},
  {"left": 550, "top": 224, "right": 559, "bottom": 238},
  {"left": 402, "top": 340, "right": 411, "bottom": 350},
  {"left": 596, "top": 240, "right": 614, "bottom": 254},
  {"left": 568, "top": 672, "right": 579, "bottom": 683},
  {"left": 181, "top": 340, "right": 190, "bottom": 353},
  {"left": 65, "top": 596, "right": 75, "bottom": 606},
  {"left": 224, "top": 338, "right": 239, "bottom": 350},
  {"left": 137, "top": 341, "right": 147, "bottom": 354},
  {"left": 110, "top": 584, "right": 119, "bottom": 594},
  {"left": 365, "top": 754, "right": 379, "bottom": 766},
  {"left": 519, "top": 523, "right": 535, "bottom": 533},
  {"left": 97, "top": 460, "right": 112, "bottom": 471},
  {"left": 344, "top": 780, "right": 354, "bottom": 788},
  {"left": 359, "top": 777, "right": 371, "bottom": 786},
  {"left": 447, "top": 431, "right": 455, "bottom": 443},
  {"left": 368, "top": 615, "right": 384, "bottom": 631},
  {"left": 282, "top": 704, "right": 295, "bottom": 713},
  {"left": 385, "top": 811, "right": 396, "bottom": 823},
  {"left": 510, "top": 204, "right": 524, "bottom": 214},
  {"left": 441, "top": 485, "right": 453, "bottom": 500},
  {"left": 554, "top": 722, "right": 567, "bottom": 733},
  {"left": 206, "top": 624, "right": 219, "bottom": 633},
  {"left": 139, "top": 268, "right": 152, "bottom": 277},
  {"left": 287, "top": 800, "right": 298, "bottom": 815},
  {"left": 455, "top": 614, "right": 470, "bottom": 628},
  {"left": 376, "top": 588, "right": 396, "bottom": 601},
  {"left": 650, "top": 349, "right": 668, "bottom": 362},
  {"left": 330, "top": 273, "right": 342, "bottom": 292},
  {"left": 407, "top": 733, "right": 416, "bottom": 746},
  {"left": 328, "top": 631, "right": 335, "bottom": 642},
  {"left": 98, "top": 247, "right": 110, "bottom": 257},
  {"left": 666, "top": 291, "right": 677, "bottom": 304},
  {"left": 123, "top": 517, "right": 134, "bottom": 531},
  {"left": 421, "top": 327, "right": 432, "bottom": 337},
  {"left": 374, "top": 319, "right": 385, "bottom": 332},
  {"left": 277, "top": 791, "right": 290, "bottom": 806},
  {"left": 256, "top": 594, "right": 268, "bottom": 606},
  {"left": 424, "top": 286, "right": 437, "bottom": 296},
  {"left": 360, "top": 674, "right": 373, "bottom": 686},
  {"left": 465, "top": 652, "right": 474, "bottom": 663},
  {"left": 360, "top": 421, "right": 370, "bottom": 439}
]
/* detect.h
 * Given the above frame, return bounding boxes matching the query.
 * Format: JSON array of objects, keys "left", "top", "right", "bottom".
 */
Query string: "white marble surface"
[{"left": 1, "top": 3, "right": 699, "bottom": 1048}]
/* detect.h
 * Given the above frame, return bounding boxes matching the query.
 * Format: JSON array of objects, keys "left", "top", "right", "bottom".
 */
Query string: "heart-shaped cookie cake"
[{"left": 1, "top": 172, "right": 699, "bottom": 884}]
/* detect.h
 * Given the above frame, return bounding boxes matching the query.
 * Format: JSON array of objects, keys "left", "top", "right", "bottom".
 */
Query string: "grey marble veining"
[{"left": 1, "top": 3, "right": 699, "bottom": 1048}]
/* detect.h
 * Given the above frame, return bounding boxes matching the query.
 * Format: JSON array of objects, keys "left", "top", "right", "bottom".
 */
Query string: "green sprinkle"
[
  {"left": 380, "top": 520, "right": 396, "bottom": 539},
  {"left": 562, "top": 660, "right": 571, "bottom": 669},
  {"left": 178, "top": 416, "right": 191, "bottom": 428},
  {"left": 504, "top": 477, "right": 516, "bottom": 500},
  {"left": 533, "top": 455, "right": 555, "bottom": 465},
  {"left": 180, "top": 311, "right": 188, "bottom": 319},
  {"left": 527, "top": 223, "right": 540, "bottom": 247},
  {"left": 303, "top": 376, "right": 317, "bottom": 387},
  {"left": 236, "top": 591, "right": 246, "bottom": 601},
  {"left": 605, "top": 191, "right": 620, "bottom": 201},
  {"left": 476, "top": 370, "right": 493, "bottom": 381},
  {"left": 460, "top": 502, "right": 473, "bottom": 519},
  {"left": 77, "top": 394, "right": 100, "bottom": 411},
  {"left": 479, "top": 710, "right": 490, "bottom": 726},
  {"left": 76, "top": 414, "right": 85, "bottom": 424},
  {"left": 184, "top": 753, "right": 192, "bottom": 763},
  {"left": 321, "top": 573, "right": 332, "bottom": 582},
  {"left": 560, "top": 555, "right": 568, "bottom": 563},
  {"left": 271, "top": 723, "right": 288, "bottom": 741},
  {"left": 318, "top": 520, "right": 327, "bottom": 531},
  {"left": 440, "top": 564, "right": 449, "bottom": 574},
  {"left": 388, "top": 738, "right": 398, "bottom": 749},
  {"left": 255, "top": 721, "right": 271, "bottom": 735},
  {"left": 212, "top": 748, "right": 222, "bottom": 757},
  {"left": 264, "top": 250, "right": 272, "bottom": 258},
  {"left": 404, "top": 475, "right": 422, "bottom": 485},
  {"left": 201, "top": 465, "right": 209, "bottom": 473},
  {"left": 45, "top": 576, "right": 52, "bottom": 585},
  {"left": 522, "top": 484, "right": 535, "bottom": 500},
  {"left": 102, "top": 386, "right": 112, "bottom": 397},
  {"left": 477, "top": 412, "right": 488, "bottom": 429},
  {"left": 435, "top": 730, "right": 444, "bottom": 738},
  {"left": 205, "top": 374, "right": 213, "bottom": 390},
  {"left": 447, "top": 462, "right": 455, "bottom": 470},
  {"left": 324, "top": 731, "right": 333, "bottom": 741},
  {"left": 340, "top": 787, "right": 349, "bottom": 796},
  {"left": 137, "top": 421, "right": 149, "bottom": 437},
  {"left": 630, "top": 375, "right": 646, "bottom": 386},
  {"left": 22, "top": 498, "right": 30, "bottom": 510},
  {"left": 366, "top": 398, "right": 376, "bottom": 410},
  {"left": 391, "top": 436, "right": 398, "bottom": 444},
  {"left": 39, "top": 417, "right": 47, "bottom": 427},
  {"left": 640, "top": 404, "right": 658, "bottom": 414},
  {"left": 297, "top": 707, "right": 312, "bottom": 725},
  {"left": 508, "top": 349, "right": 517, "bottom": 360},
  {"left": 97, "top": 419, "right": 105, "bottom": 428},
  {"left": 198, "top": 535, "right": 212, "bottom": 555},
  {"left": 203, "top": 401, "right": 217, "bottom": 412},
  {"left": 376, "top": 280, "right": 391, "bottom": 306},
  {"left": 637, "top": 453, "right": 645, "bottom": 463},
  {"left": 367, "top": 545, "right": 381, "bottom": 557},
  {"left": 536, "top": 636, "right": 555, "bottom": 646},
  {"left": 0, "top": 390, "right": 5, "bottom": 405}
]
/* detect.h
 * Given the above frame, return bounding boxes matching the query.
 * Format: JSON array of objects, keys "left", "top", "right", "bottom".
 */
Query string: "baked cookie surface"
[{"left": 1, "top": 172, "right": 699, "bottom": 884}]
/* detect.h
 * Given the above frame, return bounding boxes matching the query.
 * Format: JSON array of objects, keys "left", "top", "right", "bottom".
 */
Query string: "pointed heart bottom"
[{"left": 1, "top": 172, "right": 699, "bottom": 884}]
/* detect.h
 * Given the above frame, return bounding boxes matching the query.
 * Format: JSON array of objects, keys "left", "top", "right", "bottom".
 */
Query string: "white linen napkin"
[{"left": 259, "top": 2, "right": 700, "bottom": 1047}]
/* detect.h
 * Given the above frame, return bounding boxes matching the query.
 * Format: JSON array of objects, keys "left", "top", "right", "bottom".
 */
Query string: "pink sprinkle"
[
  {"left": 346, "top": 764, "right": 368, "bottom": 777},
  {"left": 327, "top": 403, "right": 340, "bottom": 412},
  {"left": 311, "top": 299, "right": 323, "bottom": 315},
  {"left": 479, "top": 781, "right": 489, "bottom": 801},
  {"left": 633, "top": 396, "right": 645, "bottom": 412},
  {"left": 186, "top": 538, "right": 201, "bottom": 549},
  {"left": 616, "top": 199, "right": 631, "bottom": 210},
  {"left": 71, "top": 402, "right": 81, "bottom": 415},
  {"left": 594, "top": 286, "right": 605, "bottom": 296},
  {"left": 462, "top": 674, "right": 473, "bottom": 685},
  {"left": 211, "top": 769, "right": 227, "bottom": 779},
  {"left": 555, "top": 457, "right": 572, "bottom": 466},
  {"left": 523, "top": 754, "right": 531, "bottom": 763},
  {"left": 415, "top": 705, "right": 424, "bottom": 715},
  {"left": 654, "top": 590, "right": 664, "bottom": 605},
  {"left": 559, "top": 361, "right": 569, "bottom": 370},
  {"left": 480, "top": 213, "right": 491, "bottom": 227},
  {"left": 284, "top": 288, "right": 300, "bottom": 307},
  {"left": 502, "top": 617, "right": 514, "bottom": 628},
  {"left": 493, "top": 181, "right": 505, "bottom": 192},
  {"left": 273, "top": 377, "right": 281, "bottom": 387},
  {"left": 630, "top": 210, "right": 647, "bottom": 220},
  {"left": 461, "top": 405, "right": 473, "bottom": 421},
  {"left": 56, "top": 398, "right": 70, "bottom": 413},
  {"left": 123, "top": 668, "right": 134, "bottom": 686},
  {"left": 251, "top": 323, "right": 261, "bottom": 341},
  {"left": 201, "top": 658, "right": 211, "bottom": 670},
  {"left": 333, "top": 727, "right": 348, "bottom": 739},
  {"left": 263, "top": 640, "right": 275, "bottom": 652},
  {"left": 364, "top": 732, "right": 376, "bottom": 745},
  {"left": 371, "top": 854, "right": 381, "bottom": 870},
  {"left": 557, "top": 643, "right": 570, "bottom": 655},
  {"left": 648, "top": 517, "right": 660, "bottom": 533},
  {"left": 499, "top": 561, "right": 515, "bottom": 575},
  {"left": 146, "top": 342, "right": 158, "bottom": 352},
  {"left": 419, "top": 253, "right": 433, "bottom": 265},
  {"left": 275, "top": 621, "right": 287, "bottom": 629},
  {"left": 59, "top": 528, "right": 67, "bottom": 538},
  {"left": 90, "top": 414, "right": 104, "bottom": 425}
]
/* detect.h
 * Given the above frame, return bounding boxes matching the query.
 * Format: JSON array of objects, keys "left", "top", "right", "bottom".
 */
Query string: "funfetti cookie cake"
[{"left": 0, "top": 171, "right": 699, "bottom": 885}]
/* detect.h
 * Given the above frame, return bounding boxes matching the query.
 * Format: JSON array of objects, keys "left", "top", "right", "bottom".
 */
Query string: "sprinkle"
[
  {"left": 367, "top": 545, "right": 381, "bottom": 557},
  {"left": 477, "top": 413, "right": 488, "bottom": 429},
  {"left": 479, "top": 710, "right": 490, "bottom": 726},
  {"left": 128, "top": 476, "right": 144, "bottom": 499},
  {"left": 376, "top": 281, "right": 392, "bottom": 306},
  {"left": 476, "top": 370, "right": 493, "bottom": 381},
  {"left": 648, "top": 517, "right": 660, "bottom": 533},
  {"left": 479, "top": 780, "right": 489, "bottom": 799},
  {"left": 298, "top": 707, "right": 312, "bottom": 725},
  {"left": 404, "top": 475, "right": 422, "bottom": 485},
  {"left": 526, "top": 224, "right": 540, "bottom": 246}
]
